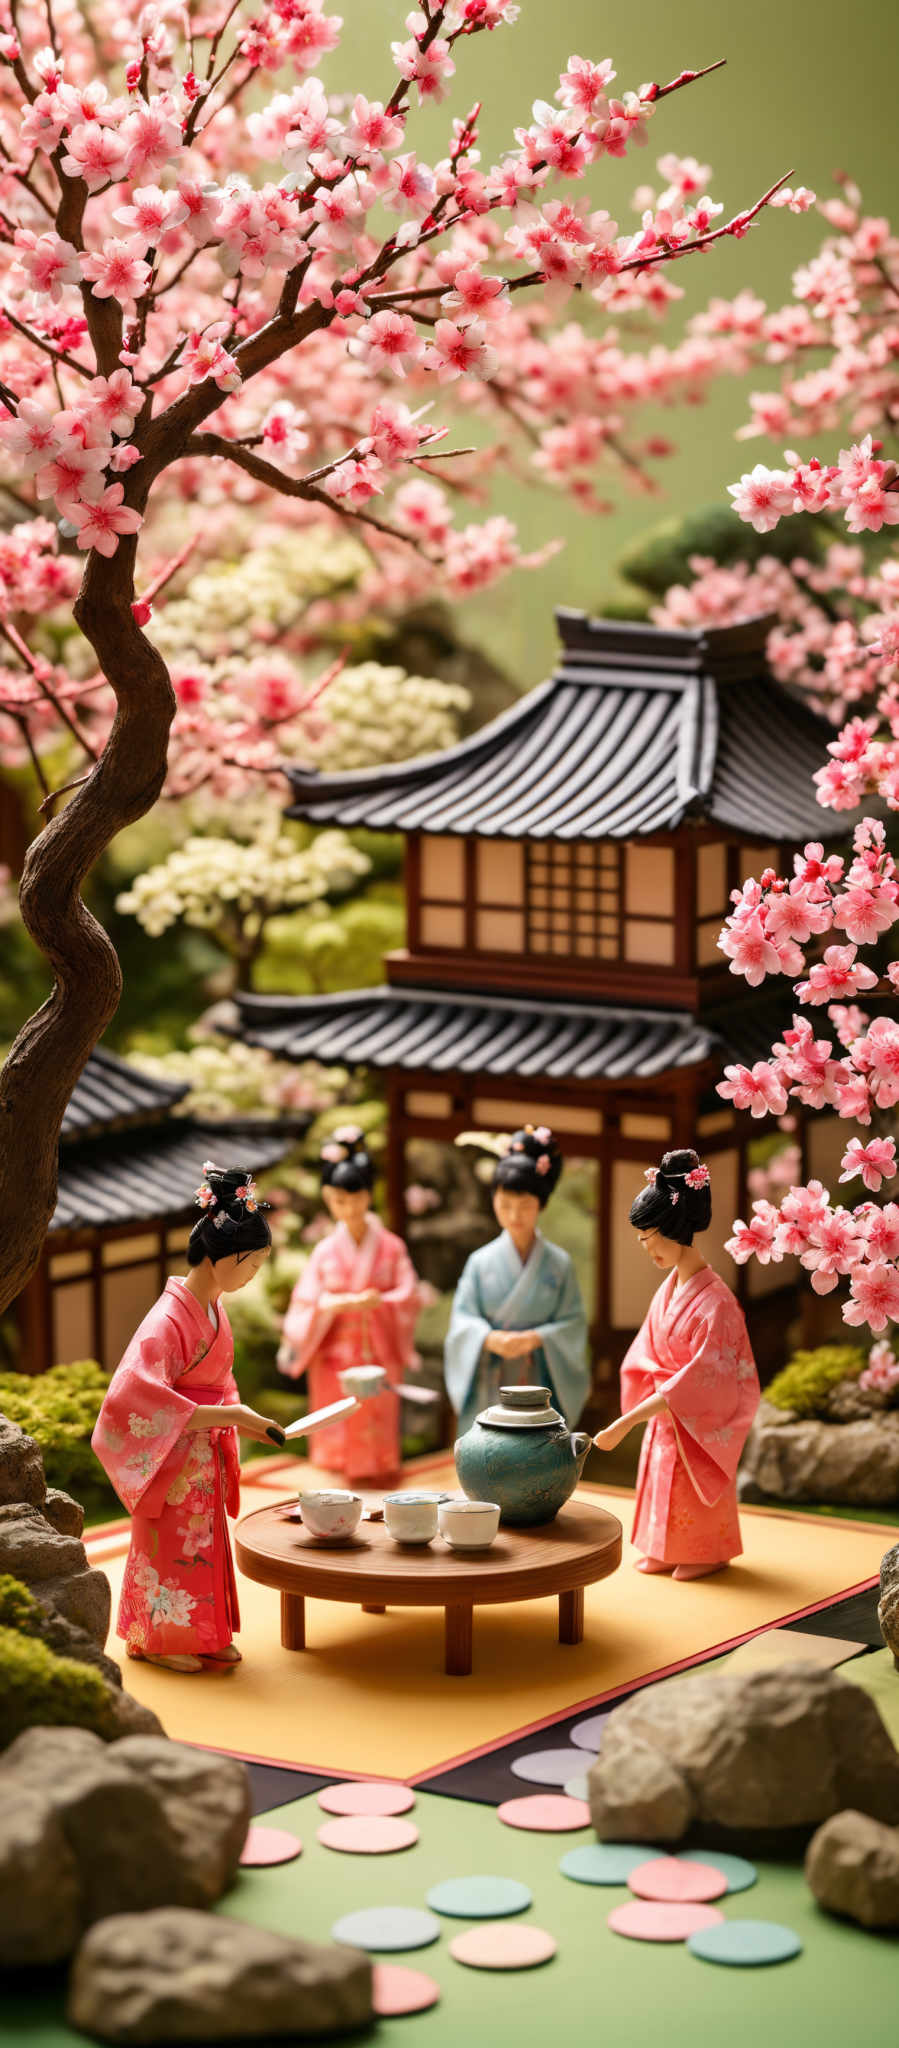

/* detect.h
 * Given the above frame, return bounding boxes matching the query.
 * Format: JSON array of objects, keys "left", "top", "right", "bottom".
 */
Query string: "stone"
[
  {"left": 805, "top": 1809, "right": 899, "bottom": 1928},
  {"left": 67, "top": 1908, "right": 373, "bottom": 2043},
  {"left": 739, "top": 1400, "right": 899, "bottom": 1506},
  {"left": 879, "top": 1542, "right": 899, "bottom": 1670},
  {"left": 587, "top": 1664, "right": 899, "bottom": 1847},
  {"left": 588, "top": 1738, "right": 693, "bottom": 1845},
  {"left": 0, "top": 1503, "right": 86, "bottom": 1581},
  {"left": 31, "top": 1565, "right": 111, "bottom": 1646},
  {"left": 43, "top": 1488, "right": 85, "bottom": 1538},
  {"left": 0, "top": 1783, "right": 82, "bottom": 1967},
  {"left": 112, "top": 1737, "right": 250, "bottom": 1905},
  {"left": 104, "top": 1690, "right": 166, "bottom": 1739},
  {"left": 36, "top": 1606, "right": 124, "bottom": 1689},
  {"left": 0, "top": 1417, "right": 45, "bottom": 1507}
]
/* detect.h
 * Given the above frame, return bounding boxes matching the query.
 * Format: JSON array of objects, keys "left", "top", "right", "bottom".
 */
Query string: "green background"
[{"left": 325, "top": 0, "right": 899, "bottom": 683}]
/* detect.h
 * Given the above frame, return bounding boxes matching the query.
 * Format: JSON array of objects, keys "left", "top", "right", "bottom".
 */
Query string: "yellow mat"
[{"left": 91, "top": 1456, "right": 892, "bottom": 1779}]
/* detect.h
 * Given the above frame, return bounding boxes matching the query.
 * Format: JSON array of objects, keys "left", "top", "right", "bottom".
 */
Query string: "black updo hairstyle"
[
  {"left": 319, "top": 1126, "right": 376, "bottom": 1194},
  {"left": 628, "top": 1148, "right": 712, "bottom": 1248},
  {"left": 188, "top": 1163, "right": 272, "bottom": 1265},
  {"left": 492, "top": 1126, "right": 563, "bottom": 1210}
]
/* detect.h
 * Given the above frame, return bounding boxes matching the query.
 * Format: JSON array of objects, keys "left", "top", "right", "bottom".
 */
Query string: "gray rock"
[
  {"left": 112, "top": 1737, "right": 249, "bottom": 1904},
  {"left": 67, "top": 1908, "right": 373, "bottom": 2043},
  {"left": 0, "top": 1417, "right": 45, "bottom": 1506},
  {"left": 32, "top": 1565, "right": 111, "bottom": 1646},
  {"left": 805, "top": 1809, "right": 899, "bottom": 1928},
  {"left": 740, "top": 1400, "right": 899, "bottom": 1505},
  {"left": 588, "top": 1737, "right": 693, "bottom": 1844},
  {"left": 35, "top": 1606, "right": 124, "bottom": 1689},
  {"left": 588, "top": 1663, "right": 899, "bottom": 1845},
  {"left": 0, "top": 1784, "right": 81, "bottom": 1966},
  {"left": 104, "top": 1690, "right": 166, "bottom": 1740},
  {"left": 43, "top": 1488, "right": 85, "bottom": 1537},
  {"left": 879, "top": 1542, "right": 899, "bottom": 1670},
  {"left": 0, "top": 1503, "right": 87, "bottom": 1582}
]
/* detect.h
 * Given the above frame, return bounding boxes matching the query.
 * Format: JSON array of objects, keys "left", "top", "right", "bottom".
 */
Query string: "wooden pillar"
[
  {"left": 385, "top": 1072, "right": 407, "bottom": 1242},
  {"left": 14, "top": 1248, "right": 52, "bottom": 1375}
]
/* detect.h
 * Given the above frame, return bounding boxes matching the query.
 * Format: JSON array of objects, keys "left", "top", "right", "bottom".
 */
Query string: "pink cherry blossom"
[
  {"left": 725, "top": 1201, "right": 780, "bottom": 1264},
  {"left": 13, "top": 231, "right": 81, "bottom": 302},
  {"left": 349, "top": 311, "right": 424, "bottom": 378},
  {"left": 178, "top": 329, "right": 242, "bottom": 393},
  {"left": 0, "top": 401, "right": 60, "bottom": 475},
  {"left": 67, "top": 482, "right": 142, "bottom": 558},
  {"left": 800, "top": 1205, "right": 860, "bottom": 1293},
  {"left": 60, "top": 122, "right": 129, "bottom": 190},
  {"left": 727, "top": 463, "right": 795, "bottom": 533},
  {"left": 839, "top": 1135, "right": 897, "bottom": 1193},
  {"left": 842, "top": 1261, "right": 899, "bottom": 1334},
  {"left": 424, "top": 319, "right": 499, "bottom": 383},
  {"left": 794, "top": 943, "right": 879, "bottom": 1006},
  {"left": 80, "top": 239, "right": 153, "bottom": 309},
  {"left": 718, "top": 1061, "right": 788, "bottom": 1118},
  {"left": 718, "top": 909, "right": 782, "bottom": 985},
  {"left": 391, "top": 30, "right": 456, "bottom": 104}
]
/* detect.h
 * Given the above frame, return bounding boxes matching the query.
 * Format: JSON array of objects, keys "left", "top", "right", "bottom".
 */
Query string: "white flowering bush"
[
  {"left": 295, "top": 661, "right": 471, "bottom": 772},
  {"left": 146, "top": 526, "right": 368, "bottom": 671},
  {"left": 128, "top": 1036, "right": 348, "bottom": 1124}
]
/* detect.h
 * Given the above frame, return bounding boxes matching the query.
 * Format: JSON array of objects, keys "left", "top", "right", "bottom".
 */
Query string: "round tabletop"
[{"left": 235, "top": 1497, "right": 623, "bottom": 1608}]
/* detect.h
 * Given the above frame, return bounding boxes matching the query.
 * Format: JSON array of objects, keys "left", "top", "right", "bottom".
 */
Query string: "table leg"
[
  {"left": 558, "top": 1587, "right": 584, "bottom": 1646},
  {"left": 281, "top": 1590, "right": 306, "bottom": 1650},
  {"left": 361, "top": 1604, "right": 386, "bottom": 1614},
  {"left": 445, "top": 1604, "right": 473, "bottom": 1677}
]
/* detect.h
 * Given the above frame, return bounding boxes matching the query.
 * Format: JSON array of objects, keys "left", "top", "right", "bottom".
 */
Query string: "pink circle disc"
[
  {"left": 497, "top": 1794, "right": 590, "bottom": 1834},
  {"left": 239, "top": 1825, "right": 303, "bottom": 1868},
  {"left": 449, "top": 1923, "right": 557, "bottom": 1971},
  {"left": 608, "top": 1901, "right": 725, "bottom": 1943},
  {"left": 318, "top": 1781, "right": 415, "bottom": 1818},
  {"left": 629, "top": 1857, "right": 728, "bottom": 1904},
  {"left": 372, "top": 1964, "right": 441, "bottom": 2016},
  {"left": 317, "top": 1814, "right": 420, "bottom": 1855}
]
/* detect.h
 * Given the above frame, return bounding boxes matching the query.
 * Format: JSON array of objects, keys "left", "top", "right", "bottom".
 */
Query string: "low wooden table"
[{"left": 235, "top": 1499, "right": 623, "bottom": 1676}]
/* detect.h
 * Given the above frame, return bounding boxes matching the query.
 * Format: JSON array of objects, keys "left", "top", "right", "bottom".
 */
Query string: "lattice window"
[{"left": 525, "top": 842, "right": 621, "bottom": 958}]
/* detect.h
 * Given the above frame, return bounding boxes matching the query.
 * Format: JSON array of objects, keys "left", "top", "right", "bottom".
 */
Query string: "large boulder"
[
  {"left": 879, "top": 1542, "right": 899, "bottom": 1669},
  {"left": 0, "top": 1727, "right": 250, "bottom": 1964},
  {"left": 67, "top": 1908, "right": 373, "bottom": 2044},
  {"left": 0, "top": 1418, "right": 45, "bottom": 1507},
  {"left": 0, "top": 1784, "right": 81, "bottom": 1964},
  {"left": 739, "top": 1400, "right": 899, "bottom": 1506},
  {"left": 0, "top": 1503, "right": 86, "bottom": 1580},
  {"left": 42, "top": 1488, "right": 85, "bottom": 1538},
  {"left": 30, "top": 1566, "right": 111, "bottom": 1646},
  {"left": 588, "top": 1663, "right": 899, "bottom": 1846},
  {"left": 805, "top": 1810, "right": 899, "bottom": 1928}
]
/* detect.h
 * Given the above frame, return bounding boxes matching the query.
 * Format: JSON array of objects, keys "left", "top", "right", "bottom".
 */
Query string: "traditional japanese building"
[
  {"left": 12, "top": 1043, "right": 287, "bottom": 1375},
  {"left": 236, "top": 610, "right": 847, "bottom": 1418}
]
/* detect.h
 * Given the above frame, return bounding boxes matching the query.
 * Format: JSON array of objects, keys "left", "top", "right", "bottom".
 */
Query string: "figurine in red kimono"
[
  {"left": 278, "top": 1127, "right": 421, "bottom": 1483},
  {"left": 592, "top": 1148, "right": 760, "bottom": 1580},
  {"left": 92, "top": 1164, "right": 284, "bottom": 1673}
]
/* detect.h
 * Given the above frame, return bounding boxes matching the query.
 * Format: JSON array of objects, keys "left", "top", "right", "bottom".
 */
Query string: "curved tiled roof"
[
  {"left": 61, "top": 1045, "right": 189, "bottom": 1141},
  {"left": 283, "top": 611, "right": 835, "bottom": 844},
  {"left": 53, "top": 1121, "right": 288, "bottom": 1233}
]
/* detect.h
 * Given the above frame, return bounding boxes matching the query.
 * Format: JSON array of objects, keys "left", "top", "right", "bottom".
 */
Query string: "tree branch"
[{"left": 183, "top": 431, "right": 426, "bottom": 547}]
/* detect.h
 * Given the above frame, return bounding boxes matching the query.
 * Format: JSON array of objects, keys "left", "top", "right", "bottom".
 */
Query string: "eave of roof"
[
  {"left": 52, "top": 1120, "right": 289, "bottom": 1234},
  {"left": 61, "top": 1045, "right": 190, "bottom": 1142}
]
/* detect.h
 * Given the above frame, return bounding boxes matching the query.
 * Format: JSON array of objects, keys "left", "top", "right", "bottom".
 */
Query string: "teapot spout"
[{"left": 572, "top": 1430, "right": 591, "bottom": 1477}]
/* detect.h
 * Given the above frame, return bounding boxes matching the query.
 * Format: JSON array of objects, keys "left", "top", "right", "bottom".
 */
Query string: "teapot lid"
[{"left": 476, "top": 1384, "right": 564, "bottom": 1430}]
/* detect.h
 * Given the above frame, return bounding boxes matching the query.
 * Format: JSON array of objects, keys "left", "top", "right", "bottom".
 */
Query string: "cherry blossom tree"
[{"left": 0, "top": 0, "right": 791, "bottom": 1313}]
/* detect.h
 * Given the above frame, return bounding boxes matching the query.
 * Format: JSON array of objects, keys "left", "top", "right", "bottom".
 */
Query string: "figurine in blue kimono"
[{"left": 444, "top": 1126, "right": 590, "bottom": 1434}]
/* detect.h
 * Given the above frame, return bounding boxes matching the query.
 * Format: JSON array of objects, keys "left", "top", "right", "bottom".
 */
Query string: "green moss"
[
  {"left": 0, "top": 1625, "right": 117, "bottom": 1747},
  {"left": 766, "top": 1345, "right": 868, "bottom": 1418},
  {"left": 0, "top": 1359, "right": 115, "bottom": 1507},
  {"left": 0, "top": 1574, "right": 42, "bottom": 1634}
]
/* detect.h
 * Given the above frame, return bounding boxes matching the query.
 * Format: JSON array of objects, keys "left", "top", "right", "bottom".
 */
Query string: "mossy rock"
[
  {"left": 0, "top": 1624, "right": 117, "bottom": 1747},
  {"left": 614, "top": 503, "right": 832, "bottom": 601},
  {"left": 0, "top": 1572, "right": 42, "bottom": 1633},
  {"left": 765, "top": 1345, "right": 868, "bottom": 1420},
  {"left": 0, "top": 1360, "right": 114, "bottom": 1504}
]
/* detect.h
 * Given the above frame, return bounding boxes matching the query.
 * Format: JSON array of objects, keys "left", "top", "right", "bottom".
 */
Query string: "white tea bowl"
[
  {"left": 384, "top": 1494, "right": 439, "bottom": 1545},
  {"left": 438, "top": 1499, "right": 501, "bottom": 1551},
  {"left": 298, "top": 1489, "right": 364, "bottom": 1540},
  {"left": 338, "top": 1365, "right": 389, "bottom": 1400}
]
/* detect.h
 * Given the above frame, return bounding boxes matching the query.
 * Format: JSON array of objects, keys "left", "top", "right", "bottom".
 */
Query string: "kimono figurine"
[
  {"left": 592, "top": 1147, "right": 760, "bottom": 1581},
  {"left": 445, "top": 1125, "right": 590, "bottom": 1435},
  {"left": 91, "top": 1164, "right": 284, "bottom": 1674},
  {"left": 278, "top": 1127, "right": 421, "bottom": 1483}
]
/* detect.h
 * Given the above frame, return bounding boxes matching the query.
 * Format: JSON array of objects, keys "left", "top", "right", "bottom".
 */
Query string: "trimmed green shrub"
[
  {"left": 766, "top": 1345, "right": 867, "bottom": 1418},
  {"left": 0, "top": 1359, "right": 116, "bottom": 1511},
  {"left": 0, "top": 1573, "right": 42, "bottom": 1634},
  {"left": 0, "top": 1625, "right": 117, "bottom": 1747}
]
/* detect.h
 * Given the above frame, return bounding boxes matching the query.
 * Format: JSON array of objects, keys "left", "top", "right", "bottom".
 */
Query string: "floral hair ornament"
[
  {"left": 685, "top": 1164, "right": 711, "bottom": 1190},
  {"left": 533, "top": 1125, "right": 552, "bottom": 1145},
  {"left": 320, "top": 1142, "right": 348, "bottom": 1164},
  {"left": 195, "top": 1157, "right": 224, "bottom": 1209},
  {"left": 643, "top": 1167, "right": 658, "bottom": 1185},
  {"left": 332, "top": 1124, "right": 363, "bottom": 1145}
]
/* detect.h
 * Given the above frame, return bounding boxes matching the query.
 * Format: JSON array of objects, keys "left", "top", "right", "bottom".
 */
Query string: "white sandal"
[{"left": 131, "top": 1650, "right": 205, "bottom": 1673}]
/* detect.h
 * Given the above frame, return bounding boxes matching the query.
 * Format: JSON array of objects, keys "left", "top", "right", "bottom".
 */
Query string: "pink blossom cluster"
[
  {"left": 859, "top": 1340, "right": 899, "bottom": 1395},
  {"left": 717, "top": 824, "right": 899, "bottom": 992},
  {"left": 726, "top": 1184, "right": 899, "bottom": 1329},
  {"left": 729, "top": 435, "right": 899, "bottom": 540}
]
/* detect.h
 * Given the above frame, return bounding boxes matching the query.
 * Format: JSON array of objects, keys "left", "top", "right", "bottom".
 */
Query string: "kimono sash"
[
  {"left": 91, "top": 1278, "right": 241, "bottom": 1521},
  {"left": 279, "top": 1215, "right": 420, "bottom": 1386},
  {"left": 620, "top": 1266, "right": 760, "bottom": 1507},
  {"left": 445, "top": 1230, "right": 589, "bottom": 1429}
]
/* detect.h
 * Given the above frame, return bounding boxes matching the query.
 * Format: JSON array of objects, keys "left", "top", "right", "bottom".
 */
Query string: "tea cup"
[
  {"left": 384, "top": 1493, "right": 439, "bottom": 1545},
  {"left": 338, "top": 1365, "right": 389, "bottom": 1400},
  {"left": 438, "top": 1499, "right": 501, "bottom": 1551},
  {"left": 298, "top": 1489, "right": 364, "bottom": 1541}
]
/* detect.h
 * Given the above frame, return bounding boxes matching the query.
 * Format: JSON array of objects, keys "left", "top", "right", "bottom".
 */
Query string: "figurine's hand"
[
  {"left": 592, "top": 1417, "right": 632, "bottom": 1452},
  {"left": 275, "top": 1341, "right": 292, "bottom": 1373},
  {"left": 356, "top": 1288, "right": 382, "bottom": 1308},
  {"left": 484, "top": 1331, "right": 515, "bottom": 1356},
  {"left": 503, "top": 1331, "right": 537, "bottom": 1359},
  {"left": 228, "top": 1403, "right": 287, "bottom": 1446}
]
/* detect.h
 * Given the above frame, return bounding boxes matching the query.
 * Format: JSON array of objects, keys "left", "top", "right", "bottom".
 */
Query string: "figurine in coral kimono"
[
  {"left": 277, "top": 1127, "right": 421, "bottom": 1483},
  {"left": 91, "top": 1164, "right": 285, "bottom": 1674},
  {"left": 592, "top": 1147, "right": 760, "bottom": 1580},
  {"left": 445, "top": 1126, "right": 590, "bottom": 1435}
]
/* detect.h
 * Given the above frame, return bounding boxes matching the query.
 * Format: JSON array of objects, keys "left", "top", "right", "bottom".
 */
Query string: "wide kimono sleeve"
[
  {"left": 530, "top": 1250, "right": 590, "bottom": 1427},
  {"left": 619, "top": 1308, "right": 661, "bottom": 1416},
  {"left": 657, "top": 1295, "right": 760, "bottom": 1507},
  {"left": 279, "top": 1241, "right": 339, "bottom": 1380},
  {"left": 377, "top": 1234, "right": 421, "bottom": 1364},
  {"left": 91, "top": 1301, "right": 203, "bottom": 1518},
  {"left": 444, "top": 1251, "right": 491, "bottom": 1419}
]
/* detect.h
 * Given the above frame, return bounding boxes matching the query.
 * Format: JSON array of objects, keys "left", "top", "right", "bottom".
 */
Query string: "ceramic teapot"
[{"left": 454, "top": 1385, "right": 591, "bottom": 1527}]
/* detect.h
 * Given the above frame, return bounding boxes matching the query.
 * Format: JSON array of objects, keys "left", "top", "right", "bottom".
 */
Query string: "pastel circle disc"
[
  {"left": 687, "top": 1920, "right": 803, "bottom": 1968},
  {"left": 318, "top": 1780, "right": 415, "bottom": 1818},
  {"left": 497, "top": 1794, "right": 590, "bottom": 1833},
  {"left": 563, "top": 1775, "right": 589, "bottom": 1803},
  {"left": 427, "top": 1875, "right": 533, "bottom": 1919},
  {"left": 560, "top": 1843, "right": 650, "bottom": 1887},
  {"left": 239, "top": 1825, "right": 302, "bottom": 1868},
  {"left": 449, "top": 1923, "right": 557, "bottom": 1971},
  {"left": 317, "top": 1815, "right": 419, "bottom": 1855},
  {"left": 511, "top": 1747, "right": 598, "bottom": 1786},
  {"left": 372, "top": 1964, "right": 441, "bottom": 2016},
  {"left": 678, "top": 1849, "right": 757, "bottom": 1894},
  {"left": 629, "top": 1857, "right": 728, "bottom": 1904},
  {"left": 332, "top": 1907, "right": 441, "bottom": 1953},
  {"left": 608, "top": 1901, "right": 725, "bottom": 1943},
  {"left": 569, "top": 1713, "right": 609, "bottom": 1751}
]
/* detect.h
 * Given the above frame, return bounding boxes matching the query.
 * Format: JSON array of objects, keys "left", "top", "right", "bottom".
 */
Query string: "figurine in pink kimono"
[
  {"left": 277, "top": 1128, "right": 421, "bottom": 1483},
  {"left": 91, "top": 1164, "right": 285, "bottom": 1674},
  {"left": 592, "top": 1148, "right": 760, "bottom": 1580}
]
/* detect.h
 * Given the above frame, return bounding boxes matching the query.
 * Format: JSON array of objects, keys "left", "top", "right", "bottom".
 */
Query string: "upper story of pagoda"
[{"left": 283, "top": 610, "right": 839, "bottom": 1014}]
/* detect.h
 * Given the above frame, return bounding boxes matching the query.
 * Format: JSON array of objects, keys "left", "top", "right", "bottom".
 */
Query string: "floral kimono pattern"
[
  {"left": 280, "top": 1214, "right": 421, "bottom": 1481},
  {"left": 621, "top": 1266, "right": 760, "bottom": 1566},
  {"left": 445, "top": 1230, "right": 590, "bottom": 1434},
  {"left": 91, "top": 1277, "right": 241, "bottom": 1657}
]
